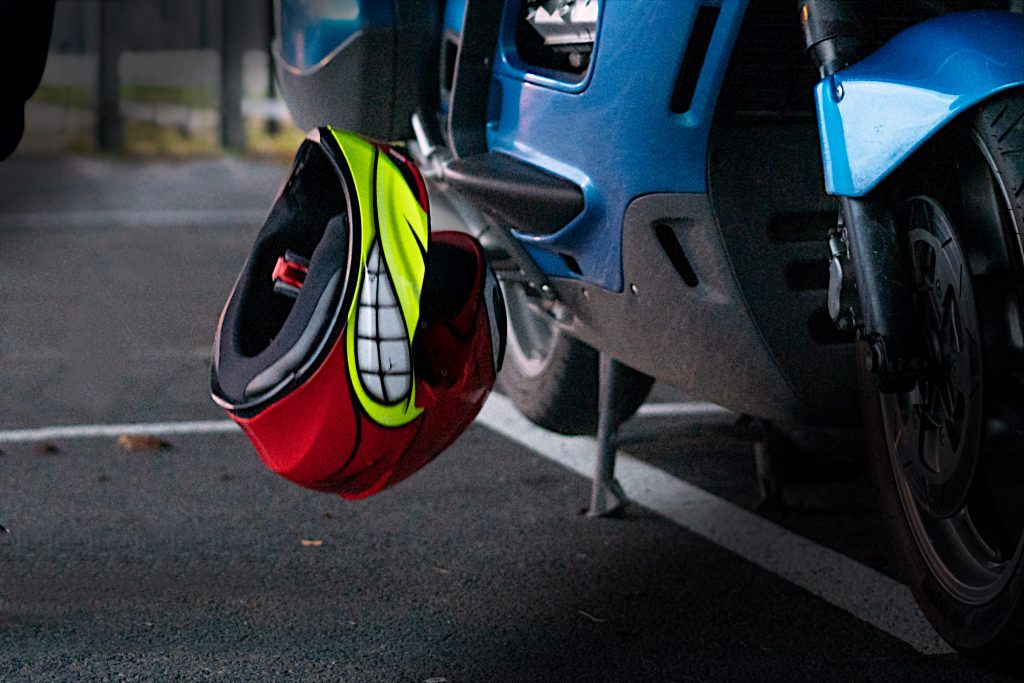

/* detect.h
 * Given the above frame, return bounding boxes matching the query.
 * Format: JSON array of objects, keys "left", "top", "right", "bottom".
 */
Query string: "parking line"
[
  {"left": 635, "top": 401, "right": 734, "bottom": 419},
  {"left": 0, "top": 398, "right": 952, "bottom": 655},
  {"left": 0, "top": 419, "right": 238, "bottom": 444},
  {"left": 476, "top": 393, "right": 953, "bottom": 656},
  {"left": 0, "top": 208, "right": 266, "bottom": 231}
]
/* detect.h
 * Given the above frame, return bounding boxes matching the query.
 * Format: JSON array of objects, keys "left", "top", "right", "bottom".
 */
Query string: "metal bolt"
[{"left": 830, "top": 78, "right": 844, "bottom": 102}]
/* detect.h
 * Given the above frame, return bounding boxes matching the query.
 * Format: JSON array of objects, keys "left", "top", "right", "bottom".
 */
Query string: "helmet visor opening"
[
  {"left": 235, "top": 140, "right": 347, "bottom": 358},
  {"left": 212, "top": 138, "right": 354, "bottom": 410}
]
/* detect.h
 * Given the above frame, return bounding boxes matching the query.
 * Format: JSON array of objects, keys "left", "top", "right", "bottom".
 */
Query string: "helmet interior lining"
[{"left": 212, "top": 139, "right": 352, "bottom": 407}]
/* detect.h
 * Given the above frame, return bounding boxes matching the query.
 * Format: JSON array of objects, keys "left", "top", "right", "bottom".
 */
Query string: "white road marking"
[
  {"left": 0, "top": 420, "right": 238, "bottom": 444},
  {"left": 636, "top": 401, "right": 734, "bottom": 419},
  {"left": 0, "top": 208, "right": 266, "bottom": 231},
  {"left": 0, "top": 397, "right": 952, "bottom": 655},
  {"left": 476, "top": 393, "right": 953, "bottom": 656}
]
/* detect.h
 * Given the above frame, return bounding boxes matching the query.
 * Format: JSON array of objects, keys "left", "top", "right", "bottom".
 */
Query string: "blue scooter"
[{"left": 272, "top": 0, "right": 1024, "bottom": 667}]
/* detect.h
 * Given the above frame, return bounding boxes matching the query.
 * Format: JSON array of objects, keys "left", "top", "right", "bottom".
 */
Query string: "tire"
[
  {"left": 498, "top": 281, "right": 653, "bottom": 436},
  {"left": 860, "top": 90, "right": 1024, "bottom": 670}
]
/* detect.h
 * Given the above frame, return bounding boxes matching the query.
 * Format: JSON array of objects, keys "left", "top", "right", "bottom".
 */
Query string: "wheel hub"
[{"left": 888, "top": 197, "right": 983, "bottom": 519}]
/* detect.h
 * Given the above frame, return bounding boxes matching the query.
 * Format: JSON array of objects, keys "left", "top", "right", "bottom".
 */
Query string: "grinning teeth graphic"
[{"left": 356, "top": 239, "right": 412, "bottom": 404}]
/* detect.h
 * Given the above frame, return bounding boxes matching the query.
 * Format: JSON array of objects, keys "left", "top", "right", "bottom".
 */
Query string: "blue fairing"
[
  {"left": 487, "top": 1, "right": 747, "bottom": 292},
  {"left": 817, "top": 11, "right": 1024, "bottom": 197}
]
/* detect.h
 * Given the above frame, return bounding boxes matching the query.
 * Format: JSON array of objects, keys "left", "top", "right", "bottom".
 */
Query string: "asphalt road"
[{"left": 0, "top": 156, "right": 1016, "bottom": 681}]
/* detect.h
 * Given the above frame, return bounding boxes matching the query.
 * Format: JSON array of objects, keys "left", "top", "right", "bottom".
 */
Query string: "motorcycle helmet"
[{"left": 211, "top": 126, "right": 506, "bottom": 499}]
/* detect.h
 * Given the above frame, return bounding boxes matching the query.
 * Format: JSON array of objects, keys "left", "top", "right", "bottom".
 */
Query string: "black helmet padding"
[{"left": 212, "top": 141, "right": 352, "bottom": 408}]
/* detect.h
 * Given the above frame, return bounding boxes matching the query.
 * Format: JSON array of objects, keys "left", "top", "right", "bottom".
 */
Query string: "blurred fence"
[{"left": 22, "top": 0, "right": 301, "bottom": 157}]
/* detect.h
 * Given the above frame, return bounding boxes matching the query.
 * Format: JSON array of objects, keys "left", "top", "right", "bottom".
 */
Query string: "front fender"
[{"left": 817, "top": 11, "right": 1024, "bottom": 197}]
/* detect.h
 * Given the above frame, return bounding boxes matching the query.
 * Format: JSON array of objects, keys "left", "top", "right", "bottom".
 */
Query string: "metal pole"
[
  {"left": 220, "top": 0, "right": 246, "bottom": 151},
  {"left": 97, "top": 1, "right": 122, "bottom": 151},
  {"left": 265, "top": 0, "right": 280, "bottom": 135}
]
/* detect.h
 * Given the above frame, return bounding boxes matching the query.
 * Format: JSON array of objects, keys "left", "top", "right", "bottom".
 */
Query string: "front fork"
[
  {"left": 801, "top": 0, "right": 923, "bottom": 392},
  {"left": 836, "top": 197, "right": 922, "bottom": 392}
]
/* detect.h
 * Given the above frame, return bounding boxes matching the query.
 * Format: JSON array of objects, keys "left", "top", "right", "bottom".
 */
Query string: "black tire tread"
[
  {"left": 965, "top": 89, "right": 1024, "bottom": 671},
  {"left": 978, "top": 93, "right": 1024, "bottom": 231}
]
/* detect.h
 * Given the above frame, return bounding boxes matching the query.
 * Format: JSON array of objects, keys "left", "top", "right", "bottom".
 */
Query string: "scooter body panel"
[{"left": 485, "top": 0, "right": 748, "bottom": 292}]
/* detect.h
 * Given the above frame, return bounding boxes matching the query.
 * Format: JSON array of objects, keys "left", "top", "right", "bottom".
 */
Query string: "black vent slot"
[
  {"left": 560, "top": 253, "right": 582, "bottom": 275},
  {"left": 655, "top": 224, "right": 699, "bottom": 288},
  {"left": 670, "top": 5, "right": 720, "bottom": 114},
  {"left": 441, "top": 32, "right": 459, "bottom": 98}
]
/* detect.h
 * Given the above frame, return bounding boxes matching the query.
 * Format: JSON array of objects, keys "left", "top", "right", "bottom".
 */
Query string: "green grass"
[
  {"left": 120, "top": 84, "right": 217, "bottom": 108},
  {"left": 117, "top": 117, "right": 304, "bottom": 160},
  {"left": 244, "top": 118, "right": 307, "bottom": 160},
  {"left": 32, "top": 84, "right": 94, "bottom": 109},
  {"left": 32, "top": 83, "right": 218, "bottom": 109},
  {"left": 27, "top": 79, "right": 303, "bottom": 159},
  {"left": 122, "top": 120, "right": 220, "bottom": 158}
]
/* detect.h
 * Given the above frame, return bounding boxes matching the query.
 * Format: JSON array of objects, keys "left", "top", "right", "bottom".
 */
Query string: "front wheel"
[
  {"left": 498, "top": 281, "right": 653, "bottom": 436},
  {"left": 861, "top": 91, "right": 1024, "bottom": 669}
]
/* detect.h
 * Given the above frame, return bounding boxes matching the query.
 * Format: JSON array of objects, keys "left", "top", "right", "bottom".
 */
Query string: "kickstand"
[
  {"left": 753, "top": 419, "right": 785, "bottom": 510},
  {"left": 588, "top": 353, "right": 629, "bottom": 518}
]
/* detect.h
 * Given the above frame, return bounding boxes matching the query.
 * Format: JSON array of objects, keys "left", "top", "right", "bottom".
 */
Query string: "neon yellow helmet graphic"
[{"left": 329, "top": 127, "right": 430, "bottom": 427}]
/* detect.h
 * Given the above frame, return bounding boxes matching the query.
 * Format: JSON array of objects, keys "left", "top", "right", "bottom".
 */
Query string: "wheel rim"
[
  {"left": 500, "top": 281, "right": 559, "bottom": 378},
  {"left": 879, "top": 137, "right": 1024, "bottom": 605}
]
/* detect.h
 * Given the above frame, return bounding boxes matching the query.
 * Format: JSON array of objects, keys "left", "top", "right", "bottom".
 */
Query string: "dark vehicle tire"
[
  {"left": 861, "top": 90, "right": 1024, "bottom": 671},
  {"left": 498, "top": 281, "right": 653, "bottom": 436}
]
